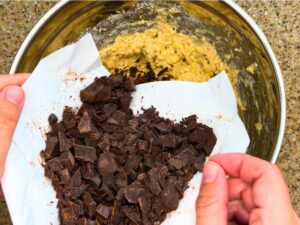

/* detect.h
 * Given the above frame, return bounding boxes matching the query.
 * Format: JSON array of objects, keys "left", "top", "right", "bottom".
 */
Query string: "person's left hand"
[{"left": 0, "top": 74, "right": 29, "bottom": 178}]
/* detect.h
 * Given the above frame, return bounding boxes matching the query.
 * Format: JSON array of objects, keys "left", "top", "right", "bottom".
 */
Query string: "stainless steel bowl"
[{"left": 10, "top": 0, "right": 285, "bottom": 163}]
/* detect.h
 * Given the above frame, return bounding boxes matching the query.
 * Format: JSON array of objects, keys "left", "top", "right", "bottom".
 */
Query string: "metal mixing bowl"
[{"left": 10, "top": 1, "right": 285, "bottom": 162}]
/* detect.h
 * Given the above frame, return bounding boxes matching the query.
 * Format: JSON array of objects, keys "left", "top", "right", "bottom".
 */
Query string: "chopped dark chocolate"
[
  {"left": 80, "top": 77, "right": 112, "bottom": 103},
  {"left": 96, "top": 204, "right": 111, "bottom": 220},
  {"left": 161, "top": 176, "right": 180, "bottom": 211},
  {"left": 44, "top": 136, "right": 58, "bottom": 159},
  {"left": 82, "top": 192, "right": 97, "bottom": 218},
  {"left": 58, "top": 131, "right": 70, "bottom": 152},
  {"left": 122, "top": 206, "right": 142, "bottom": 224},
  {"left": 78, "top": 218, "right": 95, "bottom": 225},
  {"left": 203, "top": 128, "right": 217, "bottom": 156},
  {"left": 47, "top": 157, "right": 63, "bottom": 172},
  {"left": 74, "top": 144, "right": 97, "bottom": 163},
  {"left": 115, "top": 171, "right": 128, "bottom": 188},
  {"left": 124, "top": 181, "right": 146, "bottom": 204},
  {"left": 78, "top": 111, "right": 97, "bottom": 134},
  {"left": 61, "top": 207, "right": 77, "bottom": 225},
  {"left": 60, "top": 150, "right": 75, "bottom": 170},
  {"left": 70, "top": 169, "right": 82, "bottom": 187},
  {"left": 41, "top": 72, "right": 216, "bottom": 225},
  {"left": 153, "top": 121, "right": 169, "bottom": 133},
  {"left": 97, "top": 152, "right": 118, "bottom": 176},
  {"left": 110, "top": 201, "right": 121, "bottom": 225},
  {"left": 48, "top": 113, "right": 58, "bottom": 124},
  {"left": 159, "top": 134, "right": 176, "bottom": 148},
  {"left": 138, "top": 195, "right": 151, "bottom": 215},
  {"left": 59, "top": 168, "right": 71, "bottom": 184}
]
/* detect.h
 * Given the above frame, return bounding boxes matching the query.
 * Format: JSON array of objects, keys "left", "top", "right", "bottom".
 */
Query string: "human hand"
[
  {"left": 0, "top": 74, "right": 29, "bottom": 178},
  {"left": 196, "top": 153, "right": 300, "bottom": 225}
]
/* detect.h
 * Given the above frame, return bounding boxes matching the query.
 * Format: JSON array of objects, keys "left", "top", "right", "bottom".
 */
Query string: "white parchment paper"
[{"left": 2, "top": 34, "right": 249, "bottom": 225}]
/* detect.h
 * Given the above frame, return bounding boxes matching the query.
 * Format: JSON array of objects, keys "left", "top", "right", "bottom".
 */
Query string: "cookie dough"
[{"left": 99, "top": 22, "right": 238, "bottom": 83}]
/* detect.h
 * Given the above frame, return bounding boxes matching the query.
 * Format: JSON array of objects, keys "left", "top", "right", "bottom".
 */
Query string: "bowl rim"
[
  {"left": 224, "top": 0, "right": 286, "bottom": 163},
  {"left": 10, "top": 0, "right": 286, "bottom": 163}
]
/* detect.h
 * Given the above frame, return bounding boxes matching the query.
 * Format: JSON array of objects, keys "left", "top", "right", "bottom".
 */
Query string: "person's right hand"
[{"left": 196, "top": 153, "right": 300, "bottom": 225}]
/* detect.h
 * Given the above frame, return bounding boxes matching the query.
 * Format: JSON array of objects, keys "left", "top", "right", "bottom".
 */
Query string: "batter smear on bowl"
[{"left": 41, "top": 72, "right": 216, "bottom": 225}]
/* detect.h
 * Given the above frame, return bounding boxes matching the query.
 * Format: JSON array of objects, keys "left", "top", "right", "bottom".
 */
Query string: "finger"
[
  {"left": 211, "top": 153, "right": 289, "bottom": 205},
  {"left": 210, "top": 153, "right": 280, "bottom": 184},
  {"left": 0, "top": 73, "right": 30, "bottom": 89},
  {"left": 211, "top": 153, "right": 296, "bottom": 225},
  {"left": 228, "top": 177, "right": 255, "bottom": 211},
  {"left": 228, "top": 200, "right": 249, "bottom": 224},
  {"left": 228, "top": 177, "right": 248, "bottom": 201},
  {"left": 228, "top": 222, "right": 239, "bottom": 225},
  {"left": 196, "top": 161, "right": 228, "bottom": 225},
  {"left": 0, "top": 85, "right": 25, "bottom": 177}
]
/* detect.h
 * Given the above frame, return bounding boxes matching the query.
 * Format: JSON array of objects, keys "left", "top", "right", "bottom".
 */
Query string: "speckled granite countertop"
[{"left": 0, "top": 1, "right": 299, "bottom": 224}]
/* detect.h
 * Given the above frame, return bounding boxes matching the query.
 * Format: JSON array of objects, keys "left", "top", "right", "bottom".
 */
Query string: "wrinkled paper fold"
[{"left": 2, "top": 34, "right": 249, "bottom": 225}]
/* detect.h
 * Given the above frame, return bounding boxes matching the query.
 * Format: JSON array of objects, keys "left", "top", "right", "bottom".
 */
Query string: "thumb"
[
  {"left": 0, "top": 85, "right": 25, "bottom": 177},
  {"left": 196, "top": 161, "right": 228, "bottom": 225}
]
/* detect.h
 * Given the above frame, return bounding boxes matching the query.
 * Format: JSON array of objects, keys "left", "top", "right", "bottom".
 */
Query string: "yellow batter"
[{"left": 99, "top": 22, "right": 238, "bottom": 84}]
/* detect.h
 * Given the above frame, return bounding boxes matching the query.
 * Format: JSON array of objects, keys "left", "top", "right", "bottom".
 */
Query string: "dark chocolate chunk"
[
  {"left": 120, "top": 93, "right": 132, "bottom": 110},
  {"left": 187, "top": 127, "right": 206, "bottom": 146},
  {"left": 115, "top": 171, "right": 128, "bottom": 188},
  {"left": 182, "top": 115, "right": 197, "bottom": 133},
  {"left": 48, "top": 113, "right": 58, "bottom": 124},
  {"left": 153, "top": 121, "right": 169, "bottom": 133},
  {"left": 70, "top": 169, "right": 81, "bottom": 187},
  {"left": 137, "top": 139, "right": 148, "bottom": 151},
  {"left": 122, "top": 206, "right": 141, "bottom": 224},
  {"left": 74, "top": 144, "right": 97, "bottom": 163},
  {"left": 169, "top": 146, "right": 197, "bottom": 169},
  {"left": 82, "top": 192, "right": 97, "bottom": 218},
  {"left": 96, "top": 204, "right": 111, "bottom": 220},
  {"left": 44, "top": 136, "right": 58, "bottom": 158},
  {"left": 124, "top": 78, "right": 135, "bottom": 91},
  {"left": 61, "top": 207, "right": 77, "bottom": 225},
  {"left": 146, "top": 168, "right": 162, "bottom": 195},
  {"left": 78, "top": 218, "right": 95, "bottom": 225},
  {"left": 125, "top": 155, "right": 142, "bottom": 171},
  {"left": 47, "top": 157, "right": 63, "bottom": 172},
  {"left": 80, "top": 77, "right": 112, "bottom": 103},
  {"left": 98, "top": 152, "right": 118, "bottom": 176},
  {"left": 138, "top": 195, "right": 151, "bottom": 215},
  {"left": 203, "top": 129, "right": 217, "bottom": 156},
  {"left": 60, "top": 150, "right": 75, "bottom": 170},
  {"left": 107, "top": 110, "right": 126, "bottom": 125},
  {"left": 195, "top": 152, "right": 206, "bottom": 172},
  {"left": 78, "top": 111, "right": 97, "bottom": 134},
  {"left": 110, "top": 201, "right": 121, "bottom": 225},
  {"left": 103, "top": 103, "right": 118, "bottom": 115},
  {"left": 62, "top": 107, "right": 77, "bottom": 130},
  {"left": 59, "top": 168, "right": 71, "bottom": 184},
  {"left": 124, "top": 181, "right": 146, "bottom": 204},
  {"left": 159, "top": 134, "right": 176, "bottom": 148},
  {"left": 144, "top": 154, "right": 156, "bottom": 168},
  {"left": 41, "top": 72, "right": 216, "bottom": 225},
  {"left": 161, "top": 176, "right": 180, "bottom": 211},
  {"left": 58, "top": 131, "right": 72, "bottom": 153},
  {"left": 111, "top": 73, "right": 124, "bottom": 88},
  {"left": 124, "top": 133, "right": 137, "bottom": 146},
  {"left": 85, "top": 131, "right": 102, "bottom": 147},
  {"left": 66, "top": 200, "right": 81, "bottom": 217},
  {"left": 63, "top": 187, "right": 80, "bottom": 200}
]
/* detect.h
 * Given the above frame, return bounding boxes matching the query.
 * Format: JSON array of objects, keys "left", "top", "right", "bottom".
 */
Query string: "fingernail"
[
  {"left": 202, "top": 161, "right": 219, "bottom": 184},
  {"left": 4, "top": 86, "right": 24, "bottom": 107}
]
